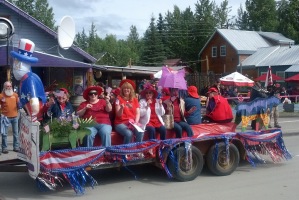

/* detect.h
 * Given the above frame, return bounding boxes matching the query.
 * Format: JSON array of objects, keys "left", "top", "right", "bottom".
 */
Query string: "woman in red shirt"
[
  {"left": 139, "top": 84, "right": 166, "bottom": 140},
  {"left": 114, "top": 79, "right": 144, "bottom": 144},
  {"left": 163, "top": 88, "right": 193, "bottom": 138},
  {"left": 77, "top": 86, "right": 112, "bottom": 147}
]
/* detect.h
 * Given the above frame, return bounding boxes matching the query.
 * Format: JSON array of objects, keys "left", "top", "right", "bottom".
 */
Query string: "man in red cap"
[{"left": 203, "top": 87, "right": 233, "bottom": 123}]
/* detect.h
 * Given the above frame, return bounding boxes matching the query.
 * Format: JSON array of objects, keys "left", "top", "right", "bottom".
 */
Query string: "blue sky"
[{"left": 48, "top": 0, "right": 245, "bottom": 39}]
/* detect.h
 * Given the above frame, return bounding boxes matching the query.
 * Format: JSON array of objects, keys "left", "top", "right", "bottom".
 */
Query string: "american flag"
[{"left": 40, "top": 148, "right": 105, "bottom": 172}]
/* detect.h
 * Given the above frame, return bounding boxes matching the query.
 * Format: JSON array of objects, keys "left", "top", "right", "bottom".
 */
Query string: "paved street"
[{"left": 0, "top": 134, "right": 298, "bottom": 200}]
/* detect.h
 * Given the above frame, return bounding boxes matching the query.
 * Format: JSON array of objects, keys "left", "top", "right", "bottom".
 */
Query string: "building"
[
  {"left": 0, "top": 0, "right": 100, "bottom": 95},
  {"left": 239, "top": 45, "right": 299, "bottom": 85},
  {"left": 198, "top": 28, "right": 294, "bottom": 78}
]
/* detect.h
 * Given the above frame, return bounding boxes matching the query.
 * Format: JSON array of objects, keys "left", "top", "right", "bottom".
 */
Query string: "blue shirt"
[
  {"left": 184, "top": 96, "right": 202, "bottom": 125},
  {"left": 19, "top": 72, "right": 46, "bottom": 107}
]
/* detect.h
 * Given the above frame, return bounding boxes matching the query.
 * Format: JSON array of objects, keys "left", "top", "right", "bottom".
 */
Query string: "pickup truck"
[{"left": 0, "top": 111, "right": 292, "bottom": 194}]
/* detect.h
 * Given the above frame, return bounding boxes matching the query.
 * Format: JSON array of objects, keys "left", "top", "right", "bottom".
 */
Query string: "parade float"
[{"left": 0, "top": 61, "right": 292, "bottom": 195}]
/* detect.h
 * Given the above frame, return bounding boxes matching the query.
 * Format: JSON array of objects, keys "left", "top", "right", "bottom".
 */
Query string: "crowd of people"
[
  {"left": 0, "top": 77, "right": 236, "bottom": 152},
  {"left": 2, "top": 76, "right": 297, "bottom": 152}
]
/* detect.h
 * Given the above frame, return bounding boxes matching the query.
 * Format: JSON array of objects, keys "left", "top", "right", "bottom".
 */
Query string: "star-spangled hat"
[{"left": 10, "top": 38, "right": 38, "bottom": 63}]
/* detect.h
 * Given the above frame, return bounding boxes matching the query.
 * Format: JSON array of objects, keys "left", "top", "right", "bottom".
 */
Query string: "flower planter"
[{"left": 41, "top": 129, "right": 90, "bottom": 151}]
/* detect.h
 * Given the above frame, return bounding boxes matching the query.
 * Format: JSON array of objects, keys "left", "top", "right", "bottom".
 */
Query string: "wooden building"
[{"left": 198, "top": 29, "right": 294, "bottom": 79}]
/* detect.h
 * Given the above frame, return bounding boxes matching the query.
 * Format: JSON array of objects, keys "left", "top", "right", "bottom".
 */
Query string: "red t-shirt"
[
  {"left": 77, "top": 99, "right": 111, "bottom": 125},
  {"left": 114, "top": 96, "right": 139, "bottom": 125},
  {"left": 173, "top": 99, "right": 182, "bottom": 122},
  {"left": 147, "top": 99, "right": 162, "bottom": 127}
]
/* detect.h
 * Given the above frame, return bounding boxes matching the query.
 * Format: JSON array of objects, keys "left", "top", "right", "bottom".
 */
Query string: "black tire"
[
  {"left": 206, "top": 142, "right": 240, "bottom": 176},
  {"left": 167, "top": 146, "right": 204, "bottom": 182}
]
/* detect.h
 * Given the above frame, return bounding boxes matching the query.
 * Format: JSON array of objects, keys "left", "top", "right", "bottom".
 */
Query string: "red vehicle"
[{"left": 0, "top": 111, "right": 291, "bottom": 194}]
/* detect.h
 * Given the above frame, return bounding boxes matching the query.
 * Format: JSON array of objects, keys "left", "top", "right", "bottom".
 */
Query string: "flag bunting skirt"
[{"left": 37, "top": 129, "right": 292, "bottom": 194}]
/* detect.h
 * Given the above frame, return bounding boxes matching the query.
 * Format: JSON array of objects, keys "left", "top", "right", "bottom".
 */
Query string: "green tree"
[
  {"left": 33, "top": 0, "right": 55, "bottom": 29},
  {"left": 193, "top": 0, "right": 217, "bottom": 71},
  {"left": 8, "top": 0, "right": 34, "bottom": 16},
  {"left": 75, "top": 28, "right": 89, "bottom": 50},
  {"left": 234, "top": 4, "right": 250, "bottom": 30},
  {"left": 157, "top": 13, "right": 173, "bottom": 58},
  {"left": 87, "top": 22, "right": 102, "bottom": 56},
  {"left": 9, "top": 0, "right": 55, "bottom": 30},
  {"left": 215, "top": 0, "right": 232, "bottom": 28},
  {"left": 245, "top": 0, "right": 278, "bottom": 31},
  {"left": 127, "top": 25, "right": 141, "bottom": 65},
  {"left": 277, "top": 0, "right": 299, "bottom": 43},
  {"left": 140, "top": 16, "right": 166, "bottom": 66}
]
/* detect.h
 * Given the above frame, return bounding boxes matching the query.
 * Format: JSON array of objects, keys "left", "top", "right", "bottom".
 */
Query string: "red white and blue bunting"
[{"left": 37, "top": 129, "right": 291, "bottom": 195}]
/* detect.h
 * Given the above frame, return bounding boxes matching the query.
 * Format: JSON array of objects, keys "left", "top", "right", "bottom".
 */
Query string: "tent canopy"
[
  {"left": 255, "top": 73, "right": 283, "bottom": 81},
  {"left": 285, "top": 74, "right": 299, "bottom": 82},
  {"left": 220, "top": 71, "right": 254, "bottom": 87}
]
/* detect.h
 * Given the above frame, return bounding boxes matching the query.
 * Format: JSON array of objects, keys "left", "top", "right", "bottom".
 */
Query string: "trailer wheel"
[
  {"left": 167, "top": 146, "right": 204, "bottom": 182},
  {"left": 206, "top": 142, "right": 239, "bottom": 176}
]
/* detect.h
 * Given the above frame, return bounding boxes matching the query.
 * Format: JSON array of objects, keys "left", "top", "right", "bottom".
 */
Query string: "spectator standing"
[
  {"left": 0, "top": 81, "right": 20, "bottom": 153},
  {"left": 114, "top": 79, "right": 144, "bottom": 144},
  {"left": 139, "top": 84, "right": 166, "bottom": 140},
  {"left": 184, "top": 86, "right": 202, "bottom": 125},
  {"left": 77, "top": 86, "right": 112, "bottom": 147},
  {"left": 212, "top": 79, "right": 222, "bottom": 95},
  {"left": 280, "top": 86, "right": 288, "bottom": 103},
  {"left": 229, "top": 87, "right": 239, "bottom": 105},
  {"left": 267, "top": 82, "right": 281, "bottom": 128}
]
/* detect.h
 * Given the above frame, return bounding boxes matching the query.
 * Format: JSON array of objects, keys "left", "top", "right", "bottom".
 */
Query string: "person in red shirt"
[
  {"left": 77, "top": 86, "right": 112, "bottom": 147},
  {"left": 163, "top": 88, "right": 193, "bottom": 138},
  {"left": 114, "top": 79, "right": 144, "bottom": 144},
  {"left": 139, "top": 83, "right": 166, "bottom": 140},
  {"left": 204, "top": 87, "right": 233, "bottom": 123}
]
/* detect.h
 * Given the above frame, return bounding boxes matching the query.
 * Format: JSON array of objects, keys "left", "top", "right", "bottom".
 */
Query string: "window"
[
  {"left": 212, "top": 46, "right": 217, "bottom": 57},
  {"left": 220, "top": 45, "right": 226, "bottom": 56},
  {"left": 276, "top": 71, "right": 285, "bottom": 80}
]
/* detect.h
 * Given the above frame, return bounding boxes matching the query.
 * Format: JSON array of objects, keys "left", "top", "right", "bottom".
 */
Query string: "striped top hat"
[{"left": 10, "top": 38, "right": 38, "bottom": 63}]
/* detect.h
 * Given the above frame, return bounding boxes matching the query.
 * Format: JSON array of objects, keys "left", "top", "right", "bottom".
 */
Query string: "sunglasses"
[
  {"left": 89, "top": 92, "right": 98, "bottom": 96},
  {"left": 146, "top": 92, "right": 153, "bottom": 94}
]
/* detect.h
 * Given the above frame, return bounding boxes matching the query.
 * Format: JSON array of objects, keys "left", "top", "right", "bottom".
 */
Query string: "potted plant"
[{"left": 40, "top": 115, "right": 95, "bottom": 151}]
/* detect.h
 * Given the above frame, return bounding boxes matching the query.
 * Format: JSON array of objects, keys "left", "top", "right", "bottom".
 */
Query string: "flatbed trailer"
[{"left": 0, "top": 111, "right": 292, "bottom": 194}]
